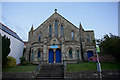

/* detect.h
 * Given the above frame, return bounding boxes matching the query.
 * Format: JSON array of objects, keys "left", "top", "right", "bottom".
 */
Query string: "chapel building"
[{"left": 24, "top": 9, "right": 96, "bottom": 64}]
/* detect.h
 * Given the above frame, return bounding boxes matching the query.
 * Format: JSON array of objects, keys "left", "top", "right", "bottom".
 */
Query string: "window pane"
[
  {"left": 77, "top": 49, "right": 79, "bottom": 58},
  {"left": 39, "top": 33, "right": 41, "bottom": 41},
  {"left": 32, "top": 50, "right": 34, "bottom": 61},
  {"left": 49, "top": 25, "right": 52, "bottom": 37},
  {"left": 87, "top": 35, "right": 91, "bottom": 42},
  {"left": 61, "top": 25, "right": 63, "bottom": 37},
  {"left": 38, "top": 50, "right": 41, "bottom": 58},
  {"left": 69, "top": 49, "right": 72, "bottom": 58},
  {"left": 55, "top": 20, "right": 58, "bottom": 37},
  {"left": 71, "top": 32, "right": 74, "bottom": 40}
]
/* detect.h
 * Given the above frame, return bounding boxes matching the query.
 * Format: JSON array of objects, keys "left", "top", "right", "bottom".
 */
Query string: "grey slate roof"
[{"left": 0, "top": 23, "right": 23, "bottom": 42}]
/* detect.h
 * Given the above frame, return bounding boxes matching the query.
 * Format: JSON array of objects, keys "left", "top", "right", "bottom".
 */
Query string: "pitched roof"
[{"left": 0, "top": 23, "right": 23, "bottom": 42}]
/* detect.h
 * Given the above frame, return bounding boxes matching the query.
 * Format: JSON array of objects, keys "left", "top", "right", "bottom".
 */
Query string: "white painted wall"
[{"left": 0, "top": 29, "right": 24, "bottom": 64}]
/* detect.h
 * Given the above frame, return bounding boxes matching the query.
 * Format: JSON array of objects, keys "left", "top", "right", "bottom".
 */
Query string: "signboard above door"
[{"left": 50, "top": 45, "right": 58, "bottom": 48}]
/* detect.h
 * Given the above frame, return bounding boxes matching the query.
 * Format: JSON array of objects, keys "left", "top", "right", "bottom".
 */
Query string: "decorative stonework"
[{"left": 24, "top": 10, "right": 96, "bottom": 64}]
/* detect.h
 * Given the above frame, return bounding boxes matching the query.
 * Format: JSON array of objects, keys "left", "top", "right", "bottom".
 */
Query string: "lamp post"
[{"left": 96, "top": 45, "right": 102, "bottom": 79}]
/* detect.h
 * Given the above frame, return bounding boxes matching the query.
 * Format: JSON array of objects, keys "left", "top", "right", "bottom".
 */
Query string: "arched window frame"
[
  {"left": 69, "top": 48, "right": 73, "bottom": 58},
  {"left": 71, "top": 31, "right": 74, "bottom": 40},
  {"left": 38, "top": 32, "right": 41, "bottom": 41},
  {"left": 38, "top": 49, "right": 41, "bottom": 59},
  {"left": 77, "top": 49, "right": 79, "bottom": 59},
  {"left": 31, "top": 49, "right": 34, "bottom": 61},
  {"left": 60, "top": 24, "right": 64, "bottom": 37},
  {"left": 49, "top": 25, "right": 52, "bottom": 37},
  {"left": 54, "top": 20, "right": 58, "bottom": 37},
  {"left": 87, "top": 34, "right": 91, "bottom": 43}
]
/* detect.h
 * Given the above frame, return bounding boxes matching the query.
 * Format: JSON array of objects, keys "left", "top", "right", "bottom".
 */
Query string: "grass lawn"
[
  {"left": 2, "top": 65, "right": 37, "bottom": 73},
  {"left": 67, "top": 62, "right": 120, "bottom": 72}
]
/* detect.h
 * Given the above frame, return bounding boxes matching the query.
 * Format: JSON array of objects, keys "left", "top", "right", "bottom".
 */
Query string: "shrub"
[
  {"left": 6, "top": 56, "right": 16, "bottom": 67},
  {"left": 88, "top": 55, "right": 100, "bottom": 62},
  {"left": 77, "top": 59, "right": 82, "bottom": 63},
  {"left": 88, "top": 54, "right": 116, "bottom": 63},
  {"left": 20, "top": 56, "right": 25, "bottom": 65},
  {"left": 22, "top": 61, "right": 32, "bottom": 66},
  {"left": 20, "top": 56, "right": 32, "bottom": 66}
]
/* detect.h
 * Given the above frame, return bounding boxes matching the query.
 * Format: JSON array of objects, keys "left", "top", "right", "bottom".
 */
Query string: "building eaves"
[{"left": 0, "top": 23, "right": 23, "bottom": 42}]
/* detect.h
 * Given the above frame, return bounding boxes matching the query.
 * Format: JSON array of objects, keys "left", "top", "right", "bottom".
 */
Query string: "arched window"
[
  {"left": 87, "top": 35, "right": 91, "bottom": 43},
  {"left": 71, "top": 31, "right": 74, "bottom": 40},
  {"left": 39, "top": 33, "right": 41, "bottom": 41},
  {"left": 77, "top": 49, "right": 79, "bottom": 58},
  {"left": 55, "top": 20, "right": 58, "bottom": 37},
  {"left": 38, "top": 49, "right": 41, "bottom": 59},
  {"left": 49, "top": 25, "right": 52, "bottom": 37},
  {"left": 61, "top": 25, "right": 63, "bottom": 37},
  {"left": 69, "top": 49, "right": 72, "bottom": 58},
  {"left": 32, "top": 49, "right": 34, "bottom": 61}
]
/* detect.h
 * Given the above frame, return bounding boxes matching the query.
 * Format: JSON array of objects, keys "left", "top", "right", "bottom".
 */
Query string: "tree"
[
  {"left": 1, "top": 34, "right": 11, "bottom": 66},
  {"left": 98, "top": 33, "right": 120, "bottom": 62}
]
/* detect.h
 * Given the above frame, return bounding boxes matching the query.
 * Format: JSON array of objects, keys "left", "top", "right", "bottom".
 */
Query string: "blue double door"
[{"left": 49, "top": 49, "right": 61, "bottom": 63}]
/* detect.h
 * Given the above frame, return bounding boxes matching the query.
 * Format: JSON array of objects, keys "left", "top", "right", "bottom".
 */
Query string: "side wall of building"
[{"left": 0, "top": 30, "right": 24, "bottom": 64}]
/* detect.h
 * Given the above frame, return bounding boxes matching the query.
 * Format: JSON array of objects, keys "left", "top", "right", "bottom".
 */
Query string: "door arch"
[
  {"left": 55, "top": 48, "right": 61, "bottom": 63},
  {"left": 49, "top": 49, "right": 54, "bottom": 63}
]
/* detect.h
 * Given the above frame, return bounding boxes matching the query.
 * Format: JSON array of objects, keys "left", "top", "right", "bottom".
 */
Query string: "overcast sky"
[{"left": 1, "top": 2, "right": 118, "bottom": 41}]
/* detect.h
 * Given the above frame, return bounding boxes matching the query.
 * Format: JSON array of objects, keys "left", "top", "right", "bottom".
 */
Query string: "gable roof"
[
  {"left": 34, "top": 11, "right": 79, "bottom": 31},
  {"left": 0, "top": 23, "right": 23, "bottom": 42}
]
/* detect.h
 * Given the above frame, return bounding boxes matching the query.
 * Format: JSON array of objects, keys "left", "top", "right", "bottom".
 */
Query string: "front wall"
[
  {"left": 26, "top": 13, "right": 95, "bottom": 63},
  {"left": 32, "top": 13, "right": 80, "bottom": 43}
]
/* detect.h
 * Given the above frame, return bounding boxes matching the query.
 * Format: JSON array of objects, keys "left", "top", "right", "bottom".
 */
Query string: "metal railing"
[{"left": 32, "top": 57, "right": 43, "bottom": 78}]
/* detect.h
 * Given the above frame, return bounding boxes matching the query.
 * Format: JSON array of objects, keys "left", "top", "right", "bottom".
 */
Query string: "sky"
[{"left": 1, "top": 2, "right": 118, "bottom": 41}]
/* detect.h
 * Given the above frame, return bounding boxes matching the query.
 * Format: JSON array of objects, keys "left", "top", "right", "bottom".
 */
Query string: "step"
[
  {"left": 40, "top": 67, "right": 63, "bottom": 70},
  {"left": 37, "top": 74, "right": 64, "bottom": 78},
  {"left": 38, "top": 73, "right": 64, "bottom": 76},
  {"left": 40, "top": 68, "right": 63, "bottom": 71},
  {"left": 36, "top": 63, "right": 64, "bottom": 79},
  {"left": 41, "top": 66, "right": 63, "bottom": 68},
  {"left": 37, "top": 76, "right": 64, "bottom": 79},
  {"left": 39, "top": 71, "right": 63, "bottom": 74}
]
